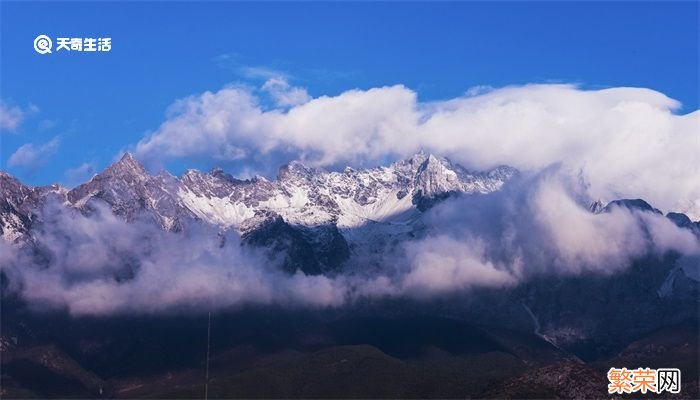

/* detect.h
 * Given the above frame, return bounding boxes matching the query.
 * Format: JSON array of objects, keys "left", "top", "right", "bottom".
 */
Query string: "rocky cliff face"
[{"left": 0, "top": 172, "right": 65, "bottom": 242}]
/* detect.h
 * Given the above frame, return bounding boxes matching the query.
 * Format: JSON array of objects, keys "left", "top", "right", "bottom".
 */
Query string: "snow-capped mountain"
[
  {"left": 0, "top": 172, "right": 65, "bottom": 242},
  {"left": 66, "top": 153, "right": 194, "bottom": 231},
  {"left": 3, "top": 152, "right": 698, "bottom": 275},
  {"left": 0, "top": 152, "right": 516, "bottom": 273},
  {"left": 177, "top": 152, "right": 517, "bottom": 231},
  {"left": 2, "top": 153, "right": 698, "bottom": 366}
]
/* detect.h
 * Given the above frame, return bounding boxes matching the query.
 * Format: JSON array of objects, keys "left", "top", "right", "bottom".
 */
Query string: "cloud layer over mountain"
[
  {"left": 134, "top": 82, "right": 700, "bottom": 218},
  {"left": 3, "top": 168, "right": 698, "bottom": 316}
]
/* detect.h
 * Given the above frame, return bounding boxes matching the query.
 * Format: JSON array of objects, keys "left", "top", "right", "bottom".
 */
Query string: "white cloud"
[
  {"left": 213, "top": 53, "right": 290, "bottom": 81},
  {"left": 261, "top": 77, "right": 311, "bottom": 107},
  {"left": 240, "top": 65, "right": 289, "bottom": 81},
  {"left": 401, "top": 235, "right": 518, "bottom": 295},
  {"left": 0, "top": 201, "right": 348, "bottom": 315},
  {"left": 2, "top": 170, "right": 699, "bottom": 316},
  {"left": 403, "top": 170, "right": 700, "bottom": 281},
  {"left": 529, "top": 175, "right": 650, "bottom": 272},
  {"left": 64, "top": 162, "right": 97, "bottom": 187},
  {"left": 133, "top": 83, "right": 699, "bottom": 218},
  {"left": 0, "top": 102, "right": 27, "bottom": 132},
  {"left": 8, "top": 137, "right": 60, "bottom": 170}
]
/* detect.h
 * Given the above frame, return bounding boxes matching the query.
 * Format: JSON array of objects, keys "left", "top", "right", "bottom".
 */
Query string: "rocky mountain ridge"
[
  {"left": 1, "top": 152, "right": 516, "bottom": 273},
  {"left": 2, "top": 153, "right": 699, "bottom": 274}
]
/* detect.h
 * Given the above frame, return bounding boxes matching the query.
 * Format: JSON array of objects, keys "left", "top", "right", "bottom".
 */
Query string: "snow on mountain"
[
  {"left": 0, "top": 172, "right": 66, "bottom": 242},
  {"left": 66, "top": 153, "right": 196, "bottom": 231},
  {"left": 0, "top": 152, "right": 519, "bottom": 272},
  {"left": 0, "top": 172, "right": 37, "bottom": 242},
  {"left": 3, "top": 152, "right": 700, "bottom": 278},
  {"left": 4, "top": 152, "right": 700, "bottom": 255},
  {"left": 173, "top": 151, "right": 517, "bottom": 235}
]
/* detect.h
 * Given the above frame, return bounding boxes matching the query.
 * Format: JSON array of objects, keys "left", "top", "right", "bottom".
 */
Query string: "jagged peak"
[
  {"left": 0, "top": 171, "right": 32, "bottom": 191},
  {"left": 666, "top": 212, "right": 693, "bottom": 228},
  {"left": 209, "top": 167, "right": 244, "bottom": 185},
  {"left": 395, "top": 151, "right": 454, "bottom": 168},
  {"left": 425, "top": 153, "right": 440, "bottom": 162},
  {"left": 117, "top": 152, "right": 140, "bottom": 166},
  {"left": 183, "top": 168, "right": 203, "bottom": 177},
  {"left": 603, "top": 199, "right": 662, "bottom": 215},
  {"left": 0, "top": 170, "right": 20, "bottom": 181},
  {"left": 415, "top": 154, "right": 456, "bottom": 178},
  {"left": 406, "top": 150, "right": 429, "bottom": 163},
  {"left": 277, "top": 160, "right": 316, "bottom": 181},
  {"left": 391, "top": 151, "right": 430, "bottom": 172},
  {"left": 182, "top": 167, "right": 254, "bottom": 185},
  {"left": 287, "top": 159, "right": 310, "bottom": 169},
  {"left": 589, "top": 199, "right": 605, "bottom": 214},
  {"left": 251, "top": 175, "right": 268, "bottom": 183},
  {"left": 105, "top": 152, "right": 148, "bottom": 177},
  {"left": 422, "top": 153, "right": 450, "bottom": 167}
]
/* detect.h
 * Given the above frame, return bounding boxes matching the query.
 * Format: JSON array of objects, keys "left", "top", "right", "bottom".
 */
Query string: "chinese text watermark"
[
  {"left": 608, "top": 367, "right": 681, "bottom": 395},
  {"left": 34, "top": 34, "right": 111, "bottom": 54}
]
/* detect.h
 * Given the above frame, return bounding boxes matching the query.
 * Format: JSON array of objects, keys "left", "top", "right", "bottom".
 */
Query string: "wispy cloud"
[
  {"left": 64, "top": 162, "right": 97, "bottom": 187},
  {"left": 261, "top": 77, "right": 311, "bottom": 107},
  {"left": 8, "top": 136, "right": 61, "bottom": 171},
  {"left": 0, "top": 101, "right": 38, "bottom": 133},
  {"left": 213, "top": 53, "right": 290, "bottom": 80}
]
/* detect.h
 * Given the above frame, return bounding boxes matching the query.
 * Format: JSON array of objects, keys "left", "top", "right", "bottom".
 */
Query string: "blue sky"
[{"left": 1, "top": 1, "right": 698, "bottom": 186}]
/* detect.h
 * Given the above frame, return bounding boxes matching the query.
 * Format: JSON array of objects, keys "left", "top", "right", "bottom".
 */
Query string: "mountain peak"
[
  {"left": 423, "top": 153, "right": 449, "bottom": 167},
  {"left": 603, "top": 199, "right": 662, "bottom": 215},
  {"left": 209, "top": 167, "right": 244, "bottom": 185},
  {"left": 0, "top": 171, "right": 20, "bottom": 182},
  {"left": 118, "top": 152, "right": 138, "bottom": 165},
  {"left": 416, "top": 153, "right": 453, "bottom": 176},
  {"left": 108, "top": 152, "right": 147, "bottom": 175},
  {"left": 589, "top": 199, "right": 605, "bottom": 214},
  {"left": 277, "top": 160, "right": 315, "bottom": 181},
  {"left": 391, "top": 151, "right": 429, "bottom": 172}
]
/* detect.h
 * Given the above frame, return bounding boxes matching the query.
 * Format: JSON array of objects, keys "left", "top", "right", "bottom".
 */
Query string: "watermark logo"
[
  {"left": 33, "top": 34, "right": 52, "bottom": 54},
  {"left": 608, "top": 367, "right": 681, "bottom": 395},
  {"left": 34, "top": 35, "right": 111, "bottom": 54}
]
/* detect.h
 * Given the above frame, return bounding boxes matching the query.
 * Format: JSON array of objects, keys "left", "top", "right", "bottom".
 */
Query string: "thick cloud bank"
[
  {"left": 2, "top": 170, "right": 698, "bottom": 316},
  {"left": 134, "top": 82, "right": 700, "bottom": 218}
]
